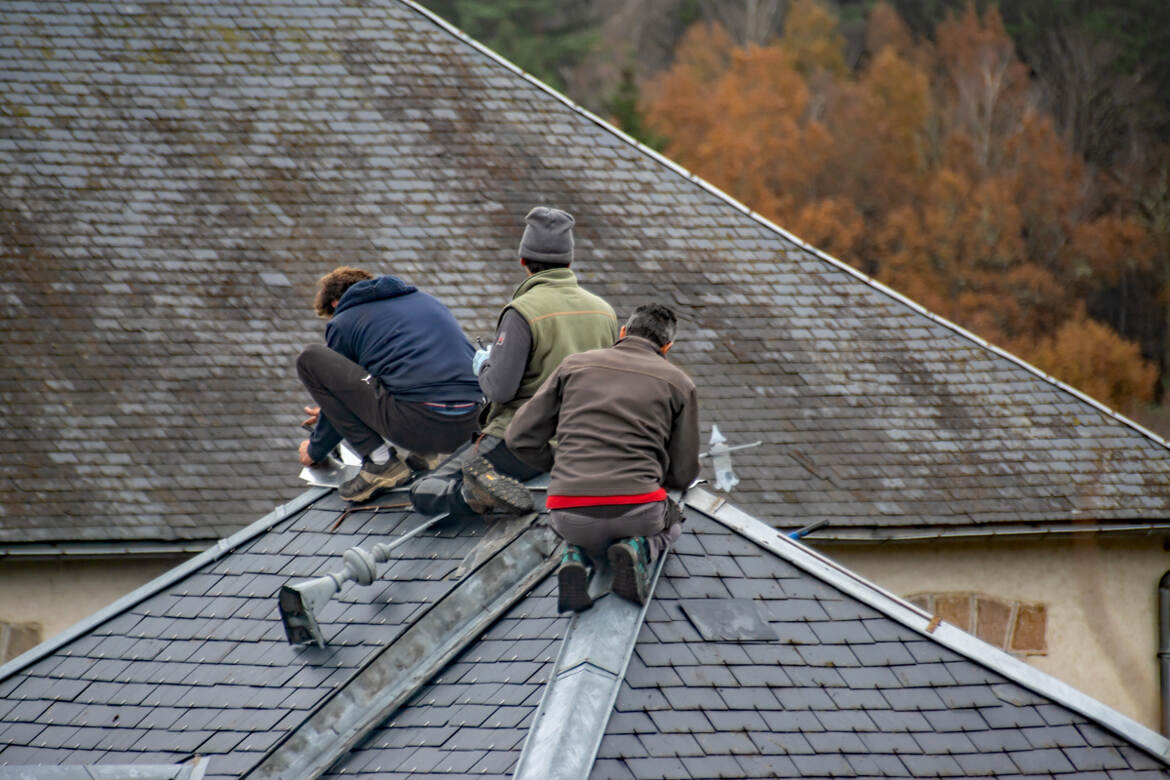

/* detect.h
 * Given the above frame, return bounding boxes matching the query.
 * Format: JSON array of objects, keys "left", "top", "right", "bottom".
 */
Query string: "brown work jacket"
[{"left": 506, "top": 335, "right": 701, "bottom": 497}]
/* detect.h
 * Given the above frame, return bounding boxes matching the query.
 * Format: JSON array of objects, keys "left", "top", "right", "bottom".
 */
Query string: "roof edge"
[
  {"left": 802, "top": 523, "right": 1170, "bottom": 543},
  {"left": 395, "top": 0, "right": 1170, "bottom": 457},
  {"left": 0, "top": 540, "right": 212, "bottom": 560},
  {"left": 0, "top": 756, "right": 209, "bottom": 780},
  {"left": 0, "top": 487, "right": 331, "bottom": 682},
  {"left": 685, "top": 487, "right": 1170, "bottom": 765}
]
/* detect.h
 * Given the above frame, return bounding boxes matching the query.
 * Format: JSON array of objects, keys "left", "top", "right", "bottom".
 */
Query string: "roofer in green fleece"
[
  {"left": 506, "top": 302, "right": 702, "bottom": 612},
  {"left": 410, "top": 207, "right": 619, "bottom": 518}
]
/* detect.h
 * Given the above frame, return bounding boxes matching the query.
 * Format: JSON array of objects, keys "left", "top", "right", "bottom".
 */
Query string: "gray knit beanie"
[{"left": 518, "top": 207, "right": 574, "bottom": 265}]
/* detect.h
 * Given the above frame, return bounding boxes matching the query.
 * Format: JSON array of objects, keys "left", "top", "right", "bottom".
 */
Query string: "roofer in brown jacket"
[{"left": 506, "top": 302, "right": 701, "bottom": 612}]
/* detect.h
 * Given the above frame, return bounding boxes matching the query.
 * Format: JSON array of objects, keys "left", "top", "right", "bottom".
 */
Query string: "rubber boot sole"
[
  {"left": 608, "top": 543, "right": 649, "bottom": 605},
  {"left": 461, "top": 456, "right": 534, "bottom": 514},
  {"left": 557, "top": 561, "right": 593, "bottom": 613}
]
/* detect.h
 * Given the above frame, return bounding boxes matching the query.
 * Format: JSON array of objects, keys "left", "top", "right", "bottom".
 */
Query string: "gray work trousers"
[
  {"left": 549, "top": 501, "right": 682, "bottom": 565},
  {"left": 297, "top": 344, "right": 479, "bottom": 458}
]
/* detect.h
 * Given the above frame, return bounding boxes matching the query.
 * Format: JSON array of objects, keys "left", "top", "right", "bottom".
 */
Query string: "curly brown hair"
[{"left": 314, "top": 266, "right": 374, "bottom": 318}]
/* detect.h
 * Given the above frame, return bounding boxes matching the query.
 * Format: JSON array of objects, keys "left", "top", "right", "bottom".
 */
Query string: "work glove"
[{"left": 472, "top": 345, "right": 492, "bottom": 376}]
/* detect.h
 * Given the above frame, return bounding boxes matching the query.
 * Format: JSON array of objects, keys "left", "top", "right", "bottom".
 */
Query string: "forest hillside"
[{"left": 422, "top": 0, "right": 1170, "bottom": 430}]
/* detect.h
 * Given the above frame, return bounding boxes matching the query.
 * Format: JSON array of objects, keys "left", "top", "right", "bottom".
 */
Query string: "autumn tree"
[{"left": 642, "top": 0, "right": 1162, "bottom": 411}]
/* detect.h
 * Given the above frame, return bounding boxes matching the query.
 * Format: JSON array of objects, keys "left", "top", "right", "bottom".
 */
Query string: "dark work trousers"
[
  {"left": 297, "top": 344, "right": 480, "bottom": 458},
  {"left": 549, "top": 501, "right": 682, "bottom": 565},
  {"left": 409, "top": 434, "right": 542, "bottom": 519}
]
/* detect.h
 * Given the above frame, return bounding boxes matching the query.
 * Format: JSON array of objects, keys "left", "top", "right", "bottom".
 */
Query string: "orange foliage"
[
  {"left": 781, "top": 0, "right": 848, "bottom": 78},
  {"left": 1066, "top": 214, "right": 1157, "bottom": 288},
  {"left": 1020, "top": 312, "right": 1157, "bottom": 412},
  {"left": 865, "top": 2, "right": 914, "bottom": 63},
  {"left": 791, "top": 197, "right": 865, "bottom": 259},
  {"left": 642, "top": 0, "right": 1162, "bottom": 409}
]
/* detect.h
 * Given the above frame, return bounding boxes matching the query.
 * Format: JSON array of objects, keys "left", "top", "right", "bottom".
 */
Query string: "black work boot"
[
  {"left": 557, "top": 545, "right": 593, "bottom": 613},
  {"left": 461, "top": 455, "right": 534, "bottom": 514},
  {"left": 608, "top": 536, "right": 652, "bottom": 605},
  {"left": 338, "top": 456, "right": 412, "bottom": 503}
]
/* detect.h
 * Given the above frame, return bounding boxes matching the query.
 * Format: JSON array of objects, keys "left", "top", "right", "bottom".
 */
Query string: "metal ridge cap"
[
  {"left": 0, "top": 486, "right": 331, "bottom": 682},
  {"left": 393, "top": 0, "right": 1170, "bottom": 458},
  {"left": 513, "top": 554, "right": 667, "bottom": 780},
  {"left": 685, "top": 487, "right": 1170, "bottom": 765},
  {"left": 0, "top": 540, "right": 214, "bottom": 558}
]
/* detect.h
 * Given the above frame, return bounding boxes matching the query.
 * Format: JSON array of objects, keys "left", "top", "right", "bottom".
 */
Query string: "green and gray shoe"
[
  {"left": 338, "top": 456, "right": 412, "bottom": 503},
  {"left": 608, "top": 536, "right": 652, "bottom": 606},
  {"left": 557, "top": 545, "right": 593, "bottom": 613}
]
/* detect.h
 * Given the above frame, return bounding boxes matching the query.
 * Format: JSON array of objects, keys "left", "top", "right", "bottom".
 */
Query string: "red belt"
[{"left": 546, "top": 488, "right": 667, "bottom": 509}]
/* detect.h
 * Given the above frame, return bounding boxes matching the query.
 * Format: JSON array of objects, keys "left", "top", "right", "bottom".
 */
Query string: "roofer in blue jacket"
[{"left": 297, "top": 266, "right": 483, "bottom": 503}]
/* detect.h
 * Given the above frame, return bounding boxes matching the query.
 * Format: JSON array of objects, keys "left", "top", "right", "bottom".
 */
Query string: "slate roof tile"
[{"left": 9, "top": 0, "right": 1170, "bottom": 549}]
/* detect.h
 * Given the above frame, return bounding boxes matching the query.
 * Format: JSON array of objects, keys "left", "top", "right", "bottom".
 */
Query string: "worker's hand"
[
  {"left": 298, "top": 439, "right": 318, "bottom": 467},
  {"left": 472, "top": 346, "right": 492, "bottom": 376},
  {"left": 301, "top": 406, "right": 320, "bottom": 428}
]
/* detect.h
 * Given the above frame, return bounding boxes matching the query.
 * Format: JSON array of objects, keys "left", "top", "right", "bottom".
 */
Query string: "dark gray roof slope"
[
  {"left": 0, "top": 487, "right": 1166, "bottom": 778},
  {"left": 325, "top": 503, "right": 1170, "bottom": 778},
  {"left": 5, "top": 0, "right": 1170, "bottom": 545},
  {"left": 0, "top": 490, "right": 498, "bottom": 778}
]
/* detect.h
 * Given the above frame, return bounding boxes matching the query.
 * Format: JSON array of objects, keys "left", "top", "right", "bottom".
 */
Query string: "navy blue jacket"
[{"left": 308, "top": 275, "right": 480, "bottom": 461}]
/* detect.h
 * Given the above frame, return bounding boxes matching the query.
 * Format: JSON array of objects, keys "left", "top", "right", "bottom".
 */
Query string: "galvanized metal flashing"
[
  {"left": 247, "top": 520, "right": 561, "bottom": 780},
  {"left": 0, "top": 756, "right": 209, "bottom": 779},
  {"left": 513, "top": 556, "right": 667, "bottom": 780},
  {"left": 685, "top": 487, "right": 1170, "bottom": 764},
  {"left": 0, "top": 541, "right": 212, "bottom": 559},
  {"left": 0, "top": 487, "right": 331, "bottom": 681},
  {"left": 396, "top": 0, "right": 1170, "bottom": 457}
]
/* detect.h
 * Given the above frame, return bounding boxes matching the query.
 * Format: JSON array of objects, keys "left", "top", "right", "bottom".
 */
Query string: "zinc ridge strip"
[{"left": 513, "top": 554, "right": 668, "bottom": 780}]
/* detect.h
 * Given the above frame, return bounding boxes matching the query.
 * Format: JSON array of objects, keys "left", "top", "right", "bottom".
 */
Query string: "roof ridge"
[
  {"left": 684, "top": 487, "right": 1170, "bottom": 765},
  {"left": 393, "top": 0, "right": 1170, "bottom": 456},
  {"left": 0, "top": 486, "right": 331, "bottom": 682},
  {"left": 514, "top": 554, "right": 667, "bottom": 780}
]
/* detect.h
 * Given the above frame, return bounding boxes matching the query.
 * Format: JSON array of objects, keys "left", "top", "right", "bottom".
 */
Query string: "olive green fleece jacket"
[{"left": 479, "top": 267, "right": 618, "bottom": 438}]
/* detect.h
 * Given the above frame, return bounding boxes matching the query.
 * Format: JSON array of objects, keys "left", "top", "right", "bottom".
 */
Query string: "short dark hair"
[
  {"left": 315, "top": 266, "right": 373, "bottom": 318},
  {"left": 625, "top": 302, "right": 677, "bottom": 348},
  {"left": 521, "top": 258, "right": 570, "bottom": 274}
]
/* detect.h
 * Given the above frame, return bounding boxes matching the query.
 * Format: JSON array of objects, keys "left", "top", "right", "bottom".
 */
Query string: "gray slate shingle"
[
  {"left": 5, "top": 0, "right": 1170, "bottom": 545},
  {"left": 6, "top": 489, "right": 1156, "bottom": 777}
]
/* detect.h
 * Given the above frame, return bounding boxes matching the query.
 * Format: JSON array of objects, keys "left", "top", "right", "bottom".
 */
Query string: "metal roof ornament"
[
  {"left": 279, "top": 512, "right": 449, "bottom": 647},
  {"left": 700, "top": 424, "right": 761, "bottom": 492}
]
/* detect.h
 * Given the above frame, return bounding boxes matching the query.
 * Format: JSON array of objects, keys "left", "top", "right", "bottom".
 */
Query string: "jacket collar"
[
  {"left": 613, "top": 335, "right": 664, "bottom": 357},
  {"left": 511, "top": 267, "right": 577, "bottom": 299}
]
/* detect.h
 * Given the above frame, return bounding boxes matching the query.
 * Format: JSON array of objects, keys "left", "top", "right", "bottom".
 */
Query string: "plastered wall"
[
  {"left": 826, "top": 536, "right": 1169, "bottom": 731},
  {"left": 0, "top": 557, "right": 187, "bottom": 654}
]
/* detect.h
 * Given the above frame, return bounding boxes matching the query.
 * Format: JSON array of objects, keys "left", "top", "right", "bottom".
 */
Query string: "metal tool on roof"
[
  {"left": 278, "top": 512, "right": 449, "bottom": 647},
  {"left": 788, "top": 518, "right": 829, "bottom": 540},
  {"left": 699, "top": 424, "right": 762, "bottom": 492}
]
